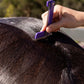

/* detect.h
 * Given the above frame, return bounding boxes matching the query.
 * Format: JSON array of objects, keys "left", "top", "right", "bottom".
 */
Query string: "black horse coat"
[{"left": 0, "top": 17, "right": 84, "bottom": 84}]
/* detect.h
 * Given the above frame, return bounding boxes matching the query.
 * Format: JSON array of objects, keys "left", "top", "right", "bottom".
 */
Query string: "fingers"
[
  {"left": 54, "top": 5, "right": 62, "bottom": 19},
  {"left": 41, "top": 11, "right": 48, "bottom": 18},
  {"left": 46, "top": 20, "right": 63, "bottom": 33},
  {"left": 40, "top": 25, "right": 47, "bottom": 31},
  {"left": 41, "top": 11, "right": 48, "bottom": 31},
  {"left": 41, "top": 5, "right": 63, "bottom": 32}
]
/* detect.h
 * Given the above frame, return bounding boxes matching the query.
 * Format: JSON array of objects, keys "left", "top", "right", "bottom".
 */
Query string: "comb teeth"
[{"left": 35, "top": 31, "right": 51, "bottom": 40}]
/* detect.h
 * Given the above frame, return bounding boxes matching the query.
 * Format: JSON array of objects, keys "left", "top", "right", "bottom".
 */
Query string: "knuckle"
[
  {"left": 54, "top": 5, "right": 62, "bottom": 10},
  {"left": 41, "top": 13, "right": 46, "bottom": 18},
  {"left": 41, "top": 11, "right": 48, "bottom": 18},
  {"left": 41, "top": 14, "right": 44, "bottom": 18},
  {"left": 55, "top": 4, "right": 61, "bottom": 8}
]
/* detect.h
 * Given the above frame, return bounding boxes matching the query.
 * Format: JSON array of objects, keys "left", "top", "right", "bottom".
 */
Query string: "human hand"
[{"left": 41, "top": 5, "right": 84, "bottom": 33}]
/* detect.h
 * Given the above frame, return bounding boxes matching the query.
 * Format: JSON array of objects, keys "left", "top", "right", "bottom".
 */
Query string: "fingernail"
[
  {"left": 46, "top": 27, "right": 51, "bottom": 33},
  {"left": 40, "top": 25, "right": 47, "bottom": 32},
  {"left": 40, "top": 27, "right": 43, "bottom": 31},
  {"left": 40, "top": 29, "right": 43, "bottom": 32},
  {"left": 40, "top": 28, "right": 42, "bottom": 31}
]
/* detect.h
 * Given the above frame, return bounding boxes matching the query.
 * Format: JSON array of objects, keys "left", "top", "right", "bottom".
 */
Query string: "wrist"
[{"left": 76, "top": 11, "right": 84, "bottom": 27}]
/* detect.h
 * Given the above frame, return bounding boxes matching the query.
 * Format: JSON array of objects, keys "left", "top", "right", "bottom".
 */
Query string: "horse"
[{"left": 0, "top": 17, "right": 84, "bottom": 84}]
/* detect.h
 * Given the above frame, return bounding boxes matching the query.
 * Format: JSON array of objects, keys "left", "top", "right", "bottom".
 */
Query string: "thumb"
[
  {"left": 40, "top": 25, "right": 47, "bottom": 32},
  {"left": 46, "top": 20, "right": 63, "bottom": 33}
]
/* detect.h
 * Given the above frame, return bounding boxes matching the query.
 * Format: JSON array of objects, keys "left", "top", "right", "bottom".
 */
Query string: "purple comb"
[{"left": 35, "top": 0, "right": 55, "bottom": 40}]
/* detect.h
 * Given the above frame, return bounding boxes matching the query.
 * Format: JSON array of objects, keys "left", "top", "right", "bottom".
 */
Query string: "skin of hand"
[{"left": 41, "top": 5, "right": 84, "bottom": 33}]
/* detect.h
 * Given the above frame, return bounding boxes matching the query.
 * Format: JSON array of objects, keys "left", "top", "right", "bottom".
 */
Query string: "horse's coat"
[{"left": 0, "top": 17, "right": 84, "bottom": 84}]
